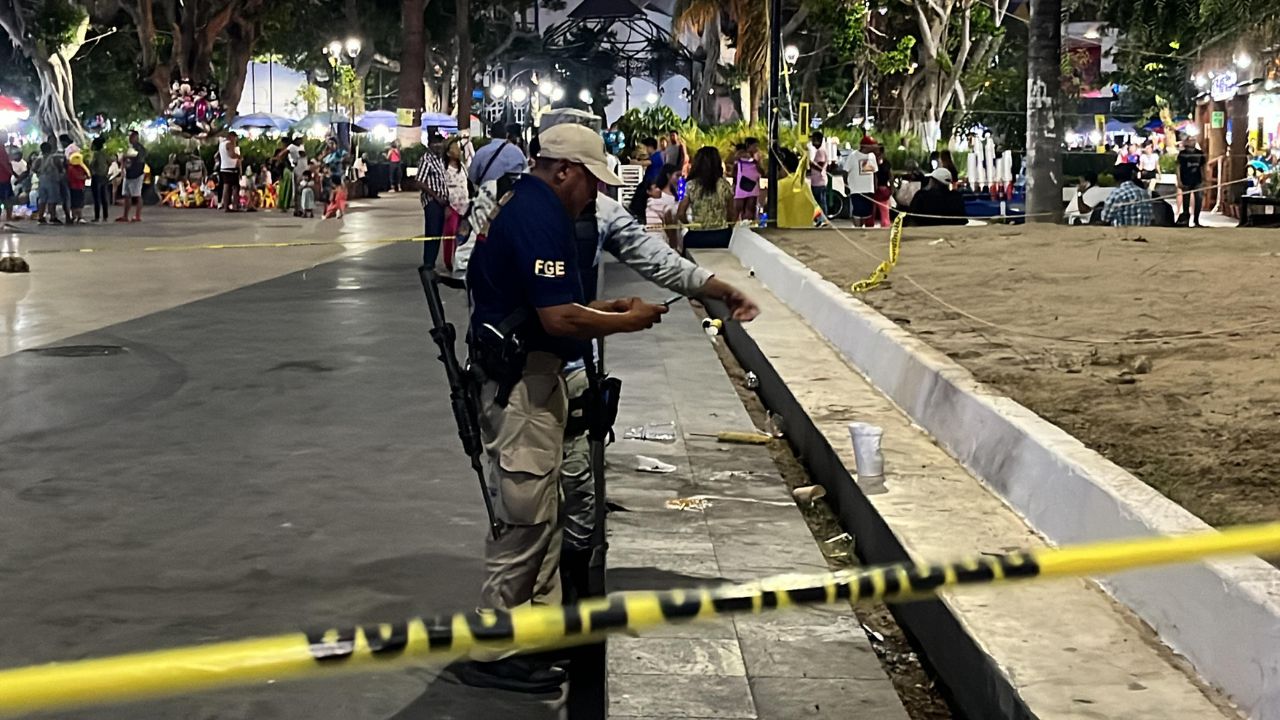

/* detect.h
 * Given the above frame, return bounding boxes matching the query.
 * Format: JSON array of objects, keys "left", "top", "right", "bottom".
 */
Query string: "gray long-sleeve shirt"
[{"left": 593, "top": 192, "right": 712, "bottom": 296}]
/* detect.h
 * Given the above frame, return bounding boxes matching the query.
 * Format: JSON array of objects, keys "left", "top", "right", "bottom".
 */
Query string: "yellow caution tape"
[
  {"left": 850, "top": 215, "right": 903, "bottom": 293},
  {"left": 0, "top": 522, "right": 1276, "bottom": 715}
]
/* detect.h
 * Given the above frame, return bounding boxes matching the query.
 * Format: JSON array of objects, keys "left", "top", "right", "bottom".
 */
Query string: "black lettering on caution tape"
[
  {"left": 656, "top": 590, "right": 704, "bottom": 623},
  {"left": 585, "top": 596, "right": 629, "bottom": 633},
  {"left": 363, "top": 623, "right": 409, "bottom": 658},
  {"left": 465, "top": 610, "right": 516, "bottom": 644},
  {"left": 424, "top": 615, "right": 454, "bottom": 650},
  {"left": 306, "top": 627, "right": 357, "bottom": 662}
]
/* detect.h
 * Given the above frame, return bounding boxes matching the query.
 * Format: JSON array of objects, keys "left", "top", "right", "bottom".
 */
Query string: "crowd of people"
[
  {"left": 0, "top": 128, "right": 394, "bottom": 228},
  {"left": 0, "top": 131, "right": 149, "bottom": 225},
  {"left": 1068, "top": 136, "right": 1209, "bottom": 227},
  {"left": 158, "top": 132, "right": 360, "bottom": 218}
]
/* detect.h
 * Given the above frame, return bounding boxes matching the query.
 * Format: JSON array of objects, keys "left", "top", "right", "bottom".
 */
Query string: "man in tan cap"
[{"left": 454, "top": 122, "right": 668, "bottom": 692}]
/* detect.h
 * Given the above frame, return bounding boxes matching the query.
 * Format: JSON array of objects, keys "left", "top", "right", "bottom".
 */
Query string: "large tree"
[
  {"left": 116, "top": 0, "right": 269, "bottom": 117},
  {"left": 0, "top": 0, "right": 89, "bottom": 141},
  {"left": 675, "top": 0, "right": 768, "bottom": 122}
]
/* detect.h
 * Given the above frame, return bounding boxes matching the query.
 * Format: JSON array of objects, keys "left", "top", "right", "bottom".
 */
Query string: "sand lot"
[{"left": 769, "top": 223, "right": 1280, "bottom": 528}]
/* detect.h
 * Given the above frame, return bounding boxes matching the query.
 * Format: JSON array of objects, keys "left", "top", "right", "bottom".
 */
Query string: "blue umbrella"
[
  {"left": 421, "top": 111, "right": 460, "bottom": 132},
  {"left": 356, "top": 110, "right": 397, "bottom": 129},
  {"left": 231, "top": 112, "right": 294, "bottom": 132},
  {"left": 1105, "top": 119, "right": 1135, "bottom": 134}
]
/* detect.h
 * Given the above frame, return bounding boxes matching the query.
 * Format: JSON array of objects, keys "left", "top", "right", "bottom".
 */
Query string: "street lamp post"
[{"left": 322, "top": 37, "right": 362, "bottom": 146}]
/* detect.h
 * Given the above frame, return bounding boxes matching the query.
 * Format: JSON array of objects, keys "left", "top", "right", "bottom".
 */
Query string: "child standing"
[
  {"left": 66, "top": 152, "right": 89, "bottom": 224},
  {"left": 299, "top": 171, "right": 316, "bottom": 218},
  {"left": 36, "top": 142, "right": 65, "bottom": 225}
]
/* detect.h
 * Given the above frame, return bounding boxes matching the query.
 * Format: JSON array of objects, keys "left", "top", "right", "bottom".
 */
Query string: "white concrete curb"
[{"left": 728, "top": 225, "right": 1280, "bottom": 719}]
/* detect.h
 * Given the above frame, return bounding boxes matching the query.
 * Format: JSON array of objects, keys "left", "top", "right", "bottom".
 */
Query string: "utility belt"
[{"left": 466, "top": 311, "right": 529, "bottom": 407}]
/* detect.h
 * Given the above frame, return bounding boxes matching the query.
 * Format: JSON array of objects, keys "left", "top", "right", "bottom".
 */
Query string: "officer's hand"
[
  {"left": 623, "top": 301, "right": 669, "bottom": 331},
  {"left": 589, "top": 297, "right": 640, "bottom": 313},
  {"left": 612, "top": 297, "right": 645, "bottom": 313},
  {"left": 723, "top": 288, "right": 760, "bottom": 321}
]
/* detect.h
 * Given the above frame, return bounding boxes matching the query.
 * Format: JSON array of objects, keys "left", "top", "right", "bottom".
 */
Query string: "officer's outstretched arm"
[{"left": 537, "top": 301, "right": 668, "bottom": 339}]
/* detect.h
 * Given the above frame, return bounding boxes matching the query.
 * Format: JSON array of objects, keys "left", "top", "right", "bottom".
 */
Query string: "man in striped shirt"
[{"left": 417, "top": 133, "right": 449, "bottom": 267}]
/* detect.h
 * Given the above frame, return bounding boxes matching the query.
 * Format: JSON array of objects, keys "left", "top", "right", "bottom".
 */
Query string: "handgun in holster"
[{"left": 466, "top": 311, "right": 528, "bottom": 408}]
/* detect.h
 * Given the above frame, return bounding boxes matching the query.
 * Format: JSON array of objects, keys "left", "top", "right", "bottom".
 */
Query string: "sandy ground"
[{"left": 768, "top": 223, "right": 1280, "bottom": 529}]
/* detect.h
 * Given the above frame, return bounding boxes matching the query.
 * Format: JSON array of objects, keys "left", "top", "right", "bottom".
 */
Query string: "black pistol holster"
[{"left": 466, "top": 310, "right": 528, "bottom": 407}]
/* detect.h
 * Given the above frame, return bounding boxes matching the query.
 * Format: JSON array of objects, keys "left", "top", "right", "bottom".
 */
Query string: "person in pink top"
[{"left": 733, "top": 137, "right": 762, "bottom": 221}]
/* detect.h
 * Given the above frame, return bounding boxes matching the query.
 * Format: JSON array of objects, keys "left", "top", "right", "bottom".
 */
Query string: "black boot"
[{"left": 443, "top": 656, "right": 566, "bottom": 694}]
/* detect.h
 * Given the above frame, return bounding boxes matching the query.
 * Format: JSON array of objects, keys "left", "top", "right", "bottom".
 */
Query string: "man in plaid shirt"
[
  {"left": 1101, "top": 163, "right": 1153, "bottom": 227},
  {"left": 417, "top": 133, "right": 449, "bottom": 266}
]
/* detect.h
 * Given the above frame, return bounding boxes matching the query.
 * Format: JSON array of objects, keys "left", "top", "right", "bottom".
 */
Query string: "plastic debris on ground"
[
  {"left": 636, "top": 455, "right": 677, "bottom": 474},
  {"left": 624, "top": 421, "right": 677, "bottom": 442},
  {"left": 665, "top": 496, "right": 710, "bottom": 512}
]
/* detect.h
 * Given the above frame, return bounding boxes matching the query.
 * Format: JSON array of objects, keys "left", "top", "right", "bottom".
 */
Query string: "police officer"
[
  {"left": 526, "top": 111, "right": 761, "bottom": 590},
  {"left": 456, "top": 123, "right": 669, "bottom": 691}
]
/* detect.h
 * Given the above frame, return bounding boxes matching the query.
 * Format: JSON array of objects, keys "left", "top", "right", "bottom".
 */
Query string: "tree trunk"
[
  {"left": 1024, "top": 0, "right": 1062, "bottom": 222},
  {"left": 0, "top": 7, "right": 86, "bottom": 143},
  {"left": 221, "top": 20, "right": 257, "bottom": 122},
  {"left": 32, "top": 53, "right": 83, "bottom": 142},
  {"left": 455, "top": 0, "right": 472, "bottom": 133},
  {"left": 398, "top": 0, "right": 426, "bottom": 145},
  {"left": 692, "top": 15, "right": 721, "bottom": 124}
]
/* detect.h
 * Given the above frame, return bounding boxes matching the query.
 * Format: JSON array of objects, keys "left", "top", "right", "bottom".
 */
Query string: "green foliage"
[
  {"left": 400, "top": 142, "right": 427, "bottom": 169},
  {"left": 293, "top": 84, "right": 322, "bottom": 117},
  {"left": 810, "top": 0, "right": 869, "bottom": 62},
  {"left": 73, "top": 31, "right": 152, "bottom": 125},
  {"left": 1159, "top": 153, "right": 1178, "bottom": 174},
  {"left": 31, "top": 0, "right": 85, "bottom": 50},
  {"left": 873, "top": 36, "right": 917, "bottom": 75},
  {"left": 615, "top": 106, "right": 685, "bottom": 156},
  {"left": 332, "top": 65, "right": 360, "bottom": 112}
]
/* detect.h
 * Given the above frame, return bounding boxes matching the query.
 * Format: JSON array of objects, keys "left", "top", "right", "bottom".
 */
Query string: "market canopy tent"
[{"left": 231, "top": 113, "right": 294, "bottom": 132}]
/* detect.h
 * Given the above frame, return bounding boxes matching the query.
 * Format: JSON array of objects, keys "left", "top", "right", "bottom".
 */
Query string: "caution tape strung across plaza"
[{"left": 0, "top": 521, "right": 1278, "bottom": 716}]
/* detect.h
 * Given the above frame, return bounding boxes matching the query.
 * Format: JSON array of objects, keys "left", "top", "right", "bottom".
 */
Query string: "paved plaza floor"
[{"left": 0, "top": 196, "right": 906, "bottom": 718}]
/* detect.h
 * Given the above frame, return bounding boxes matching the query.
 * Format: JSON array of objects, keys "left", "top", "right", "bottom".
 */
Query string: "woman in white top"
[
  {"left": 441, "top": 137, "right": 470, "bottom": 272},
  {"left": 1138, "top": 144, "right": 1160, "bottom": 189}
]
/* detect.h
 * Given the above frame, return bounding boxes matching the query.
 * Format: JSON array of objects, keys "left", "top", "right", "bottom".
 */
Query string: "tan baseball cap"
[{"left": 537, "top": 123, "right": 624, "bottom": 186}]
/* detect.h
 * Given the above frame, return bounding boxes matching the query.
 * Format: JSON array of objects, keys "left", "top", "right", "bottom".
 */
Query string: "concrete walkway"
[
  {"left": 0, "top": 241, "right": 556, "bottom": 719},
  {"left": 0, "top": 194, "right": 424, "bottom": 356},
  {"left": 0, "top": 202, "right": 909, "bottom": 718},
  {"left": 697, "top": 250, "right": 1237, "bottom": 719},
  {"left": 601, "top": 263, "right": 908, "bottom": 720}
]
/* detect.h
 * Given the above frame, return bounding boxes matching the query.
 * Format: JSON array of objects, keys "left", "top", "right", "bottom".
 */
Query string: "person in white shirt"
[
  {"left": 629, "top": 164, "right": 679, "bottom": 250},
  {"left": 842, "top": 135, "right": 879, "bottom": 227},
  {"left": 218, "top": 131, "right": 242, "bottom": 212},
  {"left": 1138, "top": 143, "right": 1160, "bottom": 189},
  {"left": 1065, "top": 171, "right": 1113, "bottom": 225}
]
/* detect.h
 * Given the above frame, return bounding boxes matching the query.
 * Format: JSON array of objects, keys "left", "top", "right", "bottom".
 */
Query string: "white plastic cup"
[{"left": 848, "top": 422, "right": 885, "bottom": 478}]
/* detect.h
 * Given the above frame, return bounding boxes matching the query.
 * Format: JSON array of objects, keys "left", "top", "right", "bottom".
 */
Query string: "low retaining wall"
[{"left": 727, "top": 226, "right": 1280, "bottom": 719}]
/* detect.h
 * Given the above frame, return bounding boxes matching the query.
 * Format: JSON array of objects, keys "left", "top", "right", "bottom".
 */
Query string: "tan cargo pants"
[{"left": 477, "top": 352, "right": 568, "bottom": 611}]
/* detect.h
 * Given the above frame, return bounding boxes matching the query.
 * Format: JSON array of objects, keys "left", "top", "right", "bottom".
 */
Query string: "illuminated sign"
[{"left": 1211, "top": 70, "right": 1239, "bottom": 102}]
